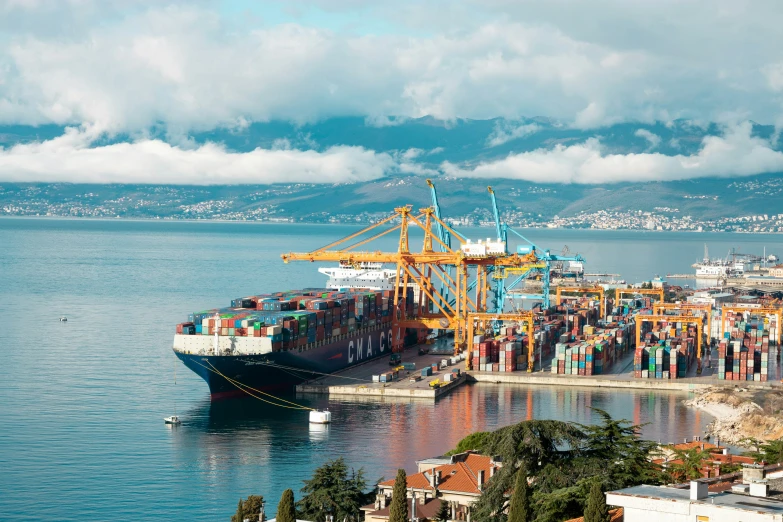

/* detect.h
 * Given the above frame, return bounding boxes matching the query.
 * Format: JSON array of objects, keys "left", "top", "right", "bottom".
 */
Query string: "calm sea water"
[{"left": 1, "top": 218, "right": 781, "bottom": 521}]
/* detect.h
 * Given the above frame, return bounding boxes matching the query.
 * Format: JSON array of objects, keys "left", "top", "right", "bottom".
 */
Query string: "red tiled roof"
[
  {"left": 711, "top": 454, "right": 755, "bottom": 465},
  {"left": 708, "top": 480, "right": 736, "bottom": 492},
  {"left": 564, "top": 507, "right": 624, "bottom": 522},
  {"left": 379, "top": 454, "right": 498, "bottom": 496},
  {"left": 668, "top": 441, "right": 720, "bottom": 452}
]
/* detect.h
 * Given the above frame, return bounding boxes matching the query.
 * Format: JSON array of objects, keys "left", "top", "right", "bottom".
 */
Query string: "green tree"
[
  {"left": 744, "top": 438, "right": 783, "bottom": 464},
  {"left": 466, "top": 419, "right": 585, "bottom": 522},
  {"left": 583, "top": 481, "right": 609, "bottom": 522},
  {"left": 297, "top": 458, "right": 373, "bottom": 522},
  {"left": 457, "top": 410, "right": 665, "bottom": 522},
  {"left": 580, "top": 409, "right": 663, "bottom": 489},
  {"left": 277, "top": 489, "right": 296, "bottom": 522},
  {"left": 761, "top": 439, "right": 783, "bottom": 463},
  {"left": 232, "top": 498, "right": 245, "bottom": 522},
  {"left": 388, "top": 469, "right": 409, "bottom": 522},
  {"left": 668, "top": 448, "right": 711, "bottom": 481},
  {"left": 242, "top": 496, "right": 265, "bottom": 522},
  {"left": 507, "top": 464, "right": 533, "bottom": 522},
  {"left": 435, "top": 499, "right": 450, "bottom": 522},
  {"left": 445, "top": 431, "right": 491, "bottom": 456}
]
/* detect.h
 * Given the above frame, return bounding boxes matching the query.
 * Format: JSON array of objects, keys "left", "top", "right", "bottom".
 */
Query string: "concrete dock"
[
  {"left": 295, "top": 340, "right": 783, "bottom": 400},
  {"left": 295, "top": 345, "right": 468, "bottom": 399}
]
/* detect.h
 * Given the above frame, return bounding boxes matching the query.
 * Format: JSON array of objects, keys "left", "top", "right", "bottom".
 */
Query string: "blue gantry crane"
[
  {"left": 426, "top": 179, "right": 459, "bottom": 312},
  {"left": 485, "top": 186, "right": 585, "bottom": 311}
]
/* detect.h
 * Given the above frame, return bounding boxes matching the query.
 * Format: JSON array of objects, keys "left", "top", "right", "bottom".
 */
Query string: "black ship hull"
[{"left": 175, "top": 323, "right": 414, "bottom": 399}]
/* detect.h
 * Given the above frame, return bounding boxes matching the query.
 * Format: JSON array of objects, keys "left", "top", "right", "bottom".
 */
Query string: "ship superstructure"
[{"left": 319, "top": 261, "right": 399, "bottom": 291}]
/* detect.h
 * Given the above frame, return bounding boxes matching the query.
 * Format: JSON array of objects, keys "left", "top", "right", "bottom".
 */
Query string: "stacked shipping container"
[
  {"left": 551, "top": 323, "right": 631, "bottom": 376},
  {"left": 471, "top": 327, "right": 529, "bottom": 372},
  {"left": 717, "top": 312, "right": 774, "bottom": 381},
  {"left": 176, "top": 287, "right": 408, "bottom": 352},
  {"left": 633, "top": 317, "right": 698, "bottom": 379}
]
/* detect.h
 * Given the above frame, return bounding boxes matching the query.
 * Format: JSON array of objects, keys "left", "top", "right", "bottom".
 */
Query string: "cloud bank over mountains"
[
  {"left": 2, "top": 121, "right": 781, "bottom": 185},
  {"left": 1, "top": 0, "right": 783, "bottom": 184},
  {"left": 444, "top": 122, "right": 783, "bottom": 184}
]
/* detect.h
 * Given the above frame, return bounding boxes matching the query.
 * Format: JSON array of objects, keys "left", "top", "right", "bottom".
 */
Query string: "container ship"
[{"left": 173, "top": 263, "right": 423, "bottom": 399}]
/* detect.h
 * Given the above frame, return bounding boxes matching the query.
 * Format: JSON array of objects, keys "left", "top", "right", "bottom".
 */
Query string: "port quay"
[{"left": 174, "top": 196, "right": 783, "bottom": 403}]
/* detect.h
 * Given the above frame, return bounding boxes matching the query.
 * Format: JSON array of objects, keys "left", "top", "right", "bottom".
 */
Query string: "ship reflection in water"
[{"left": 167, "top": 383, "right": 713, "bottom": 512}]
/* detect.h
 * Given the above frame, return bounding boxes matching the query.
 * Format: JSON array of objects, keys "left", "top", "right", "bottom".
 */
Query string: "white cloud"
[
  {"left": 763, "top": 62, "right": 783, "bottom": 92},
  {"left": 634, "top": 128, "right": 661, "bottom": 150},
  {"left": 1, "top": 2, "right": 780, "bottom": 135},
  {"left": 486, "top": 121, "right": 540, "bottom": 147},
  {"left": 0, "top": 127, "right": 395, "bottom": 184},
  {"left": 442, "top": 122, "right": 783, "bottom": 184},
  {"left": 573, "top": 102, "right": 616, "bottom": 130}
]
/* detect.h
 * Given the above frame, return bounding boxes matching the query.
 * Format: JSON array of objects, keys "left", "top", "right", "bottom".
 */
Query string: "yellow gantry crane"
[
  {"left": 281, "top": 205, "right": 543, "bottom": 368},
  {"left": 634, "top": 314, "right": 705, "bottom": 374},
  {"left": 555, "top": 286, "right": 606, "bottom": 318},
  {"left": 652, "top": 302, "right": 713, "bottom": 342},
  {"left": 466, "top": 312, "right": 535, "bottom": 370},
  {"left": 720, "top": 305, "right": 783, "bottom": 345},
  {"left": 616, "top": 287, "right": 665, "bottom": 306}
]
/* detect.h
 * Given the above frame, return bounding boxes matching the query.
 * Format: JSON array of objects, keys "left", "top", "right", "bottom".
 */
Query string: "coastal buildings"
[
  {"left": 362, "top": 452, "right": 501, "bottom": 522},
  {"left": 607, "top": 481, "right": 783, "bottom": 521},
  {"left": 608, "top": 465, "right": 783, "bottom": 522},
  {"left": 654, "top": 441, "right": 757, "bottom": 480}
]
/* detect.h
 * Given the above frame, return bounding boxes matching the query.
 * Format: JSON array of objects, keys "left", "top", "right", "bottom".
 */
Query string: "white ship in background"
[
  {"left": 319, "top": 261, "right": 399, "bottom": 291},
  {"left": 692, "top": 244, "right": 775, "bottom": 278}
]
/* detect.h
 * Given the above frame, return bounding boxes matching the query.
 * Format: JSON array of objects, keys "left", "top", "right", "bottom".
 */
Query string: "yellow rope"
[{"left": 190, "top": 359, "right": 314, "bottom": 411}]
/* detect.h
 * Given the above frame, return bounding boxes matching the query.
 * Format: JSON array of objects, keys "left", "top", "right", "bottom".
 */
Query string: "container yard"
[{"left": 173, "top": 182, "right": 783, "bottom": 401}]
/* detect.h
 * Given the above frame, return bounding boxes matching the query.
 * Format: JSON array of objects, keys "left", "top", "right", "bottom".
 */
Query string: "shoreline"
[
  {"left": 1, "top": 215, "right": 781, "bottom": 235},
  {"left": 685, "top": 387, "right": 783, "bottom": 446}
]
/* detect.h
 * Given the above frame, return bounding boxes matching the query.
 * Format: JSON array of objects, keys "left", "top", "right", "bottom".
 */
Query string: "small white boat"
[
  {"left": 164, "top": 415, "right": 181, "bottom": 425},
  {"left": 309, "top": 410, "right": 332, "bottom": 424}
]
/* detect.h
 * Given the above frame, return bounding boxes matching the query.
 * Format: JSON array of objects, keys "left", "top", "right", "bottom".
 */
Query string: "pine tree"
[
  {"left": 243, "top": 496, "right": 265, "bottom": 522},
  {"left": 435, "top": 498, "right": 450, "bottom": 522},
  {"left": 296, "top": 457, "right": 373, "bottom": 521},
  {"left": 388, "top": 469, "right": 409, "bottom": 522},
  {"left": 507, "top": 464, "right": 532, "bottom": 522},
  {"left": 232, "top": 498, "right": 245, "bottom": 522},
  {"left": 276, "top": 489, "right": 296, "bottom": 522},
  {"left": 584, "top": 481, "right": 610, "bottom": 522}
]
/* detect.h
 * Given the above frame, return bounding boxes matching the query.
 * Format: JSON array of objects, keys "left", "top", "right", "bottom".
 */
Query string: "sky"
[{"left": 1, "top": 0, "right": 783, "bottom": 184}]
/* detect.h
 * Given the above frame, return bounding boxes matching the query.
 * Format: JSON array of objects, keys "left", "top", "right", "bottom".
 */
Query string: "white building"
[{"left": 608, "top": 479, "right": 783, "bottom": 522}]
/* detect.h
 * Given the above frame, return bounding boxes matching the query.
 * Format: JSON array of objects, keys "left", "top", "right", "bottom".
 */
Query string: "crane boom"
[{"left": 281, "top": 204, "right": 544, "bottom": 367}]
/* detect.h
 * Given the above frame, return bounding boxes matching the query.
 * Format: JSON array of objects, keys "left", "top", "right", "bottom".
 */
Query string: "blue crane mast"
[{"left": 485, "top": 187, "right": 586, "bottom": 311}]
